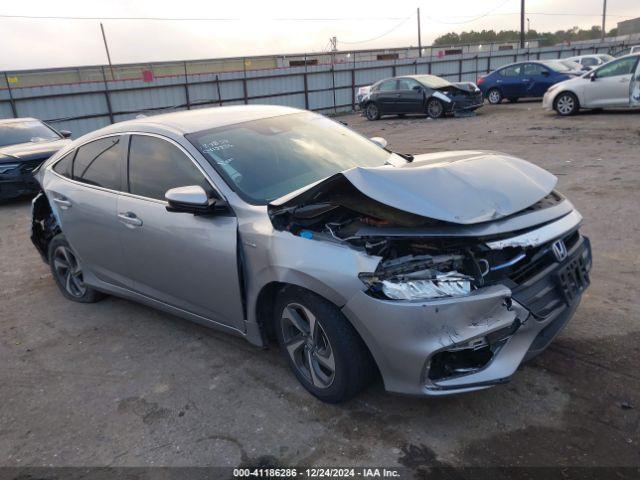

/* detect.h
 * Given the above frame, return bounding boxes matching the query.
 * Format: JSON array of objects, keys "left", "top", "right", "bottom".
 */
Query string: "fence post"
[
  {"left": 331, "top": 64, "right": 337, "bottom": 114},
  {"left": 216, "top": 75, "right": 222, "bottom": 106},
  {"left": 350, "top": 68, "right": 355, "bottom": 111},
  {"left": 303, "top": 72, "right": 309, "bottom": 110},
  {"left": 183, "top": 61, "right": 191, "bottom": 110},
  {"left": 414, "top": 60, "right": 418, "bottom": 74},
  {"left": 458, "top": 58, "right": 463, "bottom": 81},
  {"left": 242, "top": 58, "right": 248, "bottom": 105},
  {"left": 3, "top": 72, "right": 18, "bottom": 118},
  {"left": 101, "top": 66, "right": 114, "bottom": 124}
]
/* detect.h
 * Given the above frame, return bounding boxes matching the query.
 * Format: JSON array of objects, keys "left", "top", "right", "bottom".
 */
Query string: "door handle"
[
  {"left": 117, "top": 212, "right": 143, "bottom": 227},
  {"left": 52, "top": 196, "right": 72, "bottom": 209},
  {"left": 522, "top": 78, "right": 531, "bottom": 82}
]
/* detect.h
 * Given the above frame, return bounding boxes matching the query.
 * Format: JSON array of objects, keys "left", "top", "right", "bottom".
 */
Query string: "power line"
[
  {"left": 0, "top": 13, "right": 412, "bottom": 21},
  {"left": 424, "top": 0, "right": 512, "bottom": 25},
  {"left": 339, "top": 14, "right": 415, "bottom": 45}
]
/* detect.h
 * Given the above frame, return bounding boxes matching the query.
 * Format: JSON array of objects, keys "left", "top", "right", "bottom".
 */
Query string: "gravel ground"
[{"left": 1, "top": 102, "right": 639, "bottom": 471}]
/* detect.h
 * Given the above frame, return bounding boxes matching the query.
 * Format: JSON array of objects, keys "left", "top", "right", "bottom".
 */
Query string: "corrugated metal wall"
[{"left": 0, "top": 39, "right": 627, "bottom": 138}]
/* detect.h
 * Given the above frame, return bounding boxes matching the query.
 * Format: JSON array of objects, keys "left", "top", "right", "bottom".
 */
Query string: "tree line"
[{"left": 433, "top": 25, "right": 619, "bottom": 47}]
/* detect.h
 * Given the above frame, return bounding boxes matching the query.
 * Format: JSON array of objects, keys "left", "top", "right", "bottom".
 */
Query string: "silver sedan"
[
  {"left": 31, "top": 106, "right": 591, "bottom": 402},
  {"left": 543, "top": 53, "right": 640, "bottom": 115}
]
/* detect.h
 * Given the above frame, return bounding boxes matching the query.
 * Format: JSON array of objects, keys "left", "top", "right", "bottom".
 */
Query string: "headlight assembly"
[{"left": 381, "top": 272, "right": 471, "bottom": 301}]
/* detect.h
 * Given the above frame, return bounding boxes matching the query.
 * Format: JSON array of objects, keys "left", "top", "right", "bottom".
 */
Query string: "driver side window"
[
  {"left": 128, "top": 135, "right": 211, "bottom": 201},
  {"left": 596, "top": 57, "right": 637, "bottom": 78}
]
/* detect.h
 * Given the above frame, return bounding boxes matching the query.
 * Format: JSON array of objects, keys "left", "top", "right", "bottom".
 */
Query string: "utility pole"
[
  {"left": 520, "top": 0, "right": 525, "bottom": 48},
  {"left": 417, "top": 8, "right": 422, "bottom": 57},
  {"left": 601, "top": 0, "right": 607, "bottom": 42},
  {"left": 329, "top": 36, "right": 337, "bottom": 52},
  {"left": 100, "top": 22, "right": 114, "bottom": 80}
]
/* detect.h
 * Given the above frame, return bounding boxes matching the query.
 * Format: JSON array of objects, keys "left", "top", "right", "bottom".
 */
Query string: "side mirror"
[
  {"left": 412, "top": 85, "right": 423, "bottom": 92},
  {"left": 370, "top": 137, "right": 388, "bottom": 149},
  {"left": 590, "top": 73, "right": 597, "bottom": 82},
  {"left": 165, "top": 185, "right": 226, "bottom": 215},
  {"left": 59, "top": 130, "right": 72, "bottom": 138},
  {"left": 541, "top": 70, "right": 550, "bottom": 77}
]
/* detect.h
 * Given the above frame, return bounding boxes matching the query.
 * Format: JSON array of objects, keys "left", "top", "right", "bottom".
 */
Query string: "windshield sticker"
[{"left": 202, "top": 139, "right": 234, "bottom": 153}]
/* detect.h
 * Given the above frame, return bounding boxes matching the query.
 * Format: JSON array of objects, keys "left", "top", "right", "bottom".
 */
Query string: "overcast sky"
[{"left": 1, "top": 0, "right": 638, "bottom": 70}]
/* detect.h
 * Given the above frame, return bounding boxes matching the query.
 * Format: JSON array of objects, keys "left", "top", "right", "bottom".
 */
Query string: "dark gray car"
[
  {"left": 31, "top": 106, "right": 591, "bottom": 403},
  {"left": 362, "top": 75, "right": 483, "bottom": 120}
]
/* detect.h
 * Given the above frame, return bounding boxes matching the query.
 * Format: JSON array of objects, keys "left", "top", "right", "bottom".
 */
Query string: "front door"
[
  {"left": 584, "top": 56, "right": 638, "bottom": 107},
  {"left": 117, "top": 133, "right": 245, "bottom": 331},
  {"left": 396, "top": 78, "right": 425, "bottom": 113},
  {"left": 523, "top": 63, "right": 555, "bottom": 97},
  {"left": 47, "top": 135, "right": 130, "bottom": 287}
]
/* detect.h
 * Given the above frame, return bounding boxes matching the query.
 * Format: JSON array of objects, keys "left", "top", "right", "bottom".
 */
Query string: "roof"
[{"left": 101, "top": 105, "right": 303, "bottom": 135}]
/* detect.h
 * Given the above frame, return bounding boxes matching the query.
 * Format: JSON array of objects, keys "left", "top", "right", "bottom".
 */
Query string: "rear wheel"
[
  {"left": 426, "top": 98, "right": 445, "bottom": 118},
  {"left": 554, "top": 92, "right": 579, "bottom": 116},
  {"left": 365, "top": 102, "right": 380, "bottom": 121},
  {"left": 48, "top": 234, "right": 105, "bottom": 303},
  {"left": 274, "top": 286, "right": 376, "bottom": 403},
  {"left": 487, "top": 88, "right": 503, "bottom": 104}
]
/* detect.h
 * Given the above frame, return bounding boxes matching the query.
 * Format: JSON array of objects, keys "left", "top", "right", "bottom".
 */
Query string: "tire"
[
  {"left": 48, "top": 234, "right": 105, "bottom": 303},
  {"left": 274, "top": 286, "right": 376, "bottom": 403},
  {"left": 507, "top": 97, "right": 519, "bottom": 103},
  {"left": 426, "top": 98, "right": 445, "bottom": 119},
  {"left": 365, "top": 102, "right": 380, "bottom": 121},
  {"left": 554, "top": 92, "right": 580, "bottom": 116},
  {"left": 487, "top": 88, "right": 503, "bottom": 104}
]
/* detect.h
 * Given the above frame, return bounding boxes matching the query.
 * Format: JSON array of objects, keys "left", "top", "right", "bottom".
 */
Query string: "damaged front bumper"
[{"left": 342, "top": 234, "right": 591, "bottom": 396}]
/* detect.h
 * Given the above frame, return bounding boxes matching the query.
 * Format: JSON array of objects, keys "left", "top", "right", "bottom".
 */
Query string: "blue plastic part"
[{"left": 299, "top": 230, "right": 313, "bottom": 239}]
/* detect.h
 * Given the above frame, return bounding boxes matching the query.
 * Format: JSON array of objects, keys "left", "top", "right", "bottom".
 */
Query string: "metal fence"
[{"left": 0, "top": 39, "right": 630, "bottom": 138}]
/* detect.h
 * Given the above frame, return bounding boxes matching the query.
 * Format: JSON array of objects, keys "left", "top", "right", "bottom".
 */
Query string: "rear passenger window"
[
  {"left": 52, "top": 152, "right": 74, "bottom": 178},
  {"left": 73, "top": 137, "right": 122, "bottom": 190},
  {"left": 128, "top": 135, "right": 210, "bottom": 201},
  {"left": 378, "top": 80, "right": 397, "bottom": 91},
  {"left": 500, "top": 65, "right": 522, "bottom": 77}
]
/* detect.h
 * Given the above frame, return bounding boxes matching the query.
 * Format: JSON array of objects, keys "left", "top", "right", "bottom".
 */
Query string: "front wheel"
[
  {"left": 365, "top": 102, "right": 380, "bottom": 121},
  {"left": 487, "top": 88, "right": 503, "bottom": 104},
  {"left": 554, "top": 92, "right": 580, "bottom": 116},
  {"left": 274, "top": 286, "right": 376, "bottom": 403},
  {"left": 426, "top": 98, "right": 445, "bottom": 118}
]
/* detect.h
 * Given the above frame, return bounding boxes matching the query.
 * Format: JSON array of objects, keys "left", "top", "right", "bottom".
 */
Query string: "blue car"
[{"left": 478, "top": 60, "right": 579, "bottom": 104}]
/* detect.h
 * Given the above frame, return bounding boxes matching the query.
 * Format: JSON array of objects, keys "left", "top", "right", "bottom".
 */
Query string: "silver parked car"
[
  {"left": 31, "top": 106, "right": 592, "bottom": 402},
  {"left": 543, "top": 53, "right": 640, "bottom": 115}
]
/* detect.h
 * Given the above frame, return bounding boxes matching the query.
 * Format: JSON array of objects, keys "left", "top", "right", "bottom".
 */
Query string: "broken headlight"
[{"left": 381, "top": 272, "right": 471, "bottom": 300}]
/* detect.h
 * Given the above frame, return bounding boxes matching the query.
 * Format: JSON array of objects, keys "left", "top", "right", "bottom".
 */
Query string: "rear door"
[
  {"left": 496, "top": 64, "right": 524, "bottom": 98},
  {"left": 117, "top": 133, "right": 245, "bottom": 330},
  {"left": 396, "top": 78, "right": 425, "bottom": 113},
  {"left": 373, "top": 79, "right": 400, "bottom": 113},
  {"left": 47, "top": 135, "right": 130, "bottom": 287},
  {"left": 583, "top": 56, "right": 638, "bottom": 107}
]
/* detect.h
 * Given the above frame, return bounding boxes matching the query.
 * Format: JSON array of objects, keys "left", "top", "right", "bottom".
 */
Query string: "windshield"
[
  {"left": 188, "top": 112, "right": 404, "bottom": 204},
  {"left": 412, "top": 75, "right": 452, "bottom": 89},
  {"left": 0, "top": 120, "right": 60, "bottom": 147}
]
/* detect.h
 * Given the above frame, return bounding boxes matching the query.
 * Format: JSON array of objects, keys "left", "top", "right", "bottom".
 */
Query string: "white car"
[
  {"left": 631, "top": 46, "right": 640, "bottom": 55},
  {"left": 543, "top": 53, "right": 640, "bottom": 115},
  {"left": 567, "top": 54, "right": 615, "bottom": 70}
]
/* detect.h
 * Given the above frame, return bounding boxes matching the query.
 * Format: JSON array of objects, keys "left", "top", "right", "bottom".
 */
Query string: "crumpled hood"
[
  {"left": 271, "top": 150, "right": 557, "bottom": 225},
  {"left": 0, "top": 139, "right": 71, "bottom": 163}
]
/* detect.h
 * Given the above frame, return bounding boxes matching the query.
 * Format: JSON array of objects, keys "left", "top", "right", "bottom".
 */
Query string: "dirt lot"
[{"left": 1, "top": 102, "right": 639, "bottom": 471}]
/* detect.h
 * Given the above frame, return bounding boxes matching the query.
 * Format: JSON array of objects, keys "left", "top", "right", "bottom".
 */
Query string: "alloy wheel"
[
  {"left": 281, "top": 303, "right": 335, "bottom": 389},
  {"left": 488, "top": 89, "right": 501, "bottom": 104},
  {"left": 53, "top": 245, "right": 87, "bottom": 298},
  {"left": 427, "top": 99, "right": 444, "bottom": 118},
  {"left": 366, "top": 103, "right": 379, "bottom": 120},
  {"left": 556, "top": 94, "right": 575, "bottom": 115}
]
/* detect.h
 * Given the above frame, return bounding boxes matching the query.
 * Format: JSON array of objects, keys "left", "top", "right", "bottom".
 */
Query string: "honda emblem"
[{"left": 551, "top": 239, "right": 568, "bottom": 262}]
